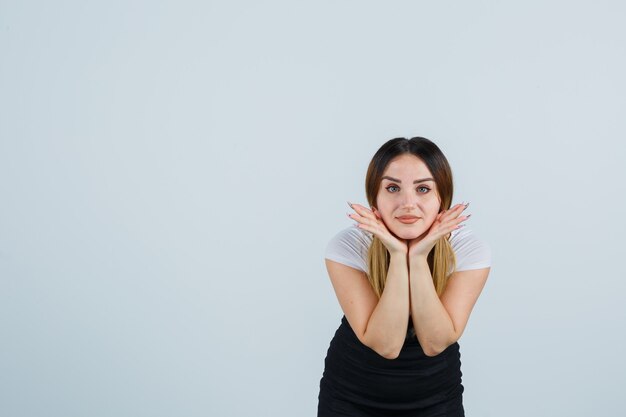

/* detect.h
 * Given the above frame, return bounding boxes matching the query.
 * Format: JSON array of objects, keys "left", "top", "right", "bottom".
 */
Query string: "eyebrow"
[{"left": 382, "top": 176, "right": 434, "bottom": 184}]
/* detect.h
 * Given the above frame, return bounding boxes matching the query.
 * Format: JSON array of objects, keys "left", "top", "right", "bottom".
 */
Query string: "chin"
[{"left": 390, "top": 226, "right": 425, "bottom": 241}]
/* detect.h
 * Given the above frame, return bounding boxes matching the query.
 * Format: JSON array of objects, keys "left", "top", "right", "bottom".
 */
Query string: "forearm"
[
  {"left": 363, "top": 252, "right": 410, "bottom": 359},
  {"left": 408, "top": 256, "right": 455, "bottom": 356}
]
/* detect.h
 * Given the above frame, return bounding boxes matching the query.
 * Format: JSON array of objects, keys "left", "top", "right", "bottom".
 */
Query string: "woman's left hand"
[{"left": 407, "top": 203, "right": 471, "bottom": 259}]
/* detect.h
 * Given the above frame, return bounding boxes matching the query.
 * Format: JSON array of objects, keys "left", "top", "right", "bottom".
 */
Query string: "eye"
[
  {"left": 385, "top": 185, "right": 400, "bottom": 193},
  {"left": 385, "top": 185, "right": 431, "bottom": 194}
]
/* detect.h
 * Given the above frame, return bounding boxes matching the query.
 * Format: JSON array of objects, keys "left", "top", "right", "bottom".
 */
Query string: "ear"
[{"left": 371, "top": 207, "right": 381, "bottom": 219}]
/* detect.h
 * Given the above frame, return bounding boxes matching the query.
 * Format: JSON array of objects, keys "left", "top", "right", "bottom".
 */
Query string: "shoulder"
[
  {"left": 449, "top": 226, "right": 492, "bottom": 272},
  {"left": 324, "top": 226, "right": 372, "bottom": 273}
]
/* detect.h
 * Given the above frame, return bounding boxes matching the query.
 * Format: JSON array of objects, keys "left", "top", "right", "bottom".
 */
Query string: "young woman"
[{"left": 317, "top": 137, "right": 492, "bottom": 416}]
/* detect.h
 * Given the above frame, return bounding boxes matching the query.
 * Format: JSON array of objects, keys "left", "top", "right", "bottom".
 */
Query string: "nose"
[{"left": 400, "top": 195, "right": 419, "bottom": 209}]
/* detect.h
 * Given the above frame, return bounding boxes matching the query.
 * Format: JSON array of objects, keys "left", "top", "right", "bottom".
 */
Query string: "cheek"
[
  {"left": 427, "top": 203, "right": 442, "bottom": 221},
  {"left": 375, "top": 199, "right": 391, "bottom": 216}
]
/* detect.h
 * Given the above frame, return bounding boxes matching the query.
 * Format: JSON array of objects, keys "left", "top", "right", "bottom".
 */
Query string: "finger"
[
  {"left": 439, "top": 202, "right": 468, "bottom": 221},
  {"left": 346, "top": 210, "right": 374, "bottom": 225},
  {"left": 435, "top": 209, "right": 470, "bottom": 231},
  {"left": 349, "top": 203, "right": 378, "bottom": 220},
  {"left": 354, "top": 222, "right": 375, "bottom": 236},
  {"left": 351, "top": 218, "right": 383, "bottom": 240},
  {"left": 456, "top": 202, "right": 470, "bottom": 215},
  {"left": 348, "top": 213, "right": 383, "bottom": 231},
  {"left": 449, "top": 213, "right": 472, "bottom": 229},
  {"left": 348, "top": 210, "right": 389, "bottom": 237}
]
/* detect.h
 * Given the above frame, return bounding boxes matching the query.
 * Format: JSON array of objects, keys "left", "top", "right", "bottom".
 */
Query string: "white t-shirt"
[{"left": 324, "top": 226, "right": 492, "bottom": 275}]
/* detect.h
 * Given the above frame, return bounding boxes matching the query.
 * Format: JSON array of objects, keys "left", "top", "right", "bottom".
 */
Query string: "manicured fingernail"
[
  {"left": 466, "top": 213, "right": 472, "bottom": 219},
  {"left": 346, "top": 212, "right": 352, "bottom": 217},
  {"left": 347, "top": 201, "right": 353, "bottom": 209}
]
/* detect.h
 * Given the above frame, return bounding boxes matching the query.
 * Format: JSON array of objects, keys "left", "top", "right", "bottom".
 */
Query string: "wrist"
[
  {"left": 409, "top": 253, "right": 428, "bottom": 266},
  {"left": 389, "top": 250, "right": 408, "bottom": 260}
]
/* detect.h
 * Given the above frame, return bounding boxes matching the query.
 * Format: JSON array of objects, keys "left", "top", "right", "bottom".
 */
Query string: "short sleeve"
[
  {"left": 449, "top": 227, "right": 492, "bottom": 272},
  {"left": 324, "top": 226, "right": 372, "bottom": 273}
]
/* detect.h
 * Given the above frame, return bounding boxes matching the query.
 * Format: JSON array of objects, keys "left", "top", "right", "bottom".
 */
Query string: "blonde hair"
[{"left": 365, "top": 137, "right": 457, "bottom": 298}]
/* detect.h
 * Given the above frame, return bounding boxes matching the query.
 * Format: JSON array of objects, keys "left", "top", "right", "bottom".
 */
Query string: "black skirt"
[{"left": 317, "top": 315, "right": 465, "bottom": 417}]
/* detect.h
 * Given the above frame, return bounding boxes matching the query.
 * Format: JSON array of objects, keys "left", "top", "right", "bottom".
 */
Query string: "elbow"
[
  {"left": 423, "top": 339, "right": 455, "bottom": 357},
  {"left": 421, "top": 333, "right": 458, "bottom": 357},
  {"left": 367, "top": 342, "right": 401, "bottom": 360},
  {"left": 362, "top": 333, "right": 402, "bottom": 360},
  {"left": 380, "top": 348, "right": 401, "bottom": 360},
  {"left": 422, "top": 346, "right": 444, "bottom": 357}
]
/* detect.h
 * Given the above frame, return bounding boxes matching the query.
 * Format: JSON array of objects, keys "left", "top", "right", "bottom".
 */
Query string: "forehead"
[{"left": 383, "top": 154, "right": 432, "bottom": 177}]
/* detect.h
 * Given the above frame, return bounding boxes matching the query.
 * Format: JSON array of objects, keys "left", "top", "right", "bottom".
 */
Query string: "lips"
[{"left": 397, "top": 216, "right": 420, "bottom": 224}]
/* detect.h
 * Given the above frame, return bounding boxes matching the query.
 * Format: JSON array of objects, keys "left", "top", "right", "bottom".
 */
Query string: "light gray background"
[{"left": 1, "top": 1, "right": 624, "bottom": 416}]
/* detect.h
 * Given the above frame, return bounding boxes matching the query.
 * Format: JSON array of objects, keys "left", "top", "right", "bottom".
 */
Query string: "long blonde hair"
[{"left": 365, "top": 137, "right": 457, "bottom": 298}]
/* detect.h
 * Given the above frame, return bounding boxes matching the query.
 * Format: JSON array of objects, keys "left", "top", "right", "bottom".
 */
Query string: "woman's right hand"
[{"left": 347, "top": 202, "right": 408, "bottom": 256}]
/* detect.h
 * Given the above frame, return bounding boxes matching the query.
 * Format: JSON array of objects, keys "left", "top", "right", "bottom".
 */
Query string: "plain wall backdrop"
[{"left": 1, "top": 1, "right": 625, "bottom": 416}]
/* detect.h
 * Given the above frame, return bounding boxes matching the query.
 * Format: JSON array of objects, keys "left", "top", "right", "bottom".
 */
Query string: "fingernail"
[
  {"left": 347, "top": 201, "right": 353, "bottom": 209},
  {"left": 463, "top": 202, "right": 470, "bottom": 210},
  {"left": 466, "top": 213, "right": 472, "bottom": 219},
  {"left": 346, "top": 212, "right": 352, "bottom": 217}
]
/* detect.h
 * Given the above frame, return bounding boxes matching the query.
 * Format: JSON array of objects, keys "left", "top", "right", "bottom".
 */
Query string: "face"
[{"left": 372, "top": 154, "right": 441, "bottom": 241}]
